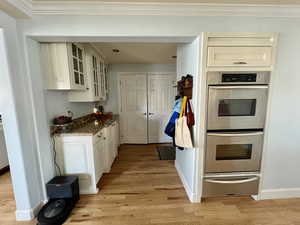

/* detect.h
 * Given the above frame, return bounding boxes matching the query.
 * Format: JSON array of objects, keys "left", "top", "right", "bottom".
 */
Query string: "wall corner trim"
[
  {"left": 259, "top": 188, "right": 300, "bottom": 200},
  {"left": 15, "top": 200, "right": 45, "bottom": 221},
  {"left": 175, "top": 160, "right": 199, "bottom": 203}
]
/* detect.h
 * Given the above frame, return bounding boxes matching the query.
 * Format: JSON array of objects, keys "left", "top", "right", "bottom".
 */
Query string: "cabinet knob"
[{"left": 103, "top": 137, "right": 106, "bottom": 140}]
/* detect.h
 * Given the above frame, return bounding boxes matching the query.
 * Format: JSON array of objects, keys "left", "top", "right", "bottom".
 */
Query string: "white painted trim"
[
  {"left": 259, "top": 188, "right": 300, "bottom": 200},
  {"left": 15, "top": 200, "right": 45, "bottom": 221},
  {"left": 195, "top": 33, "right": 209, "bottom": 203},
  {"left": 0, "top": 0, "right": 32, "bottom": 18},
  {"left": 175, "top": 160, "right": 198, "bottom": 203},
  {"left": 257, "top": 34, "right": 279, "bottom": 199},
  {"left": 28, "top": 1, "right": 300, "bottom": 18},
  {"left": 5, "top": 0, "right": 300, "bottom": 18},
  {"left": 80, "top": 188, "right": 99, "bottom": 195}
]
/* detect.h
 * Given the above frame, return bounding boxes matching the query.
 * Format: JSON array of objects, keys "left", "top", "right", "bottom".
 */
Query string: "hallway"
[{"left": 1, "top": 144, "right": 300, "bottom": 225}]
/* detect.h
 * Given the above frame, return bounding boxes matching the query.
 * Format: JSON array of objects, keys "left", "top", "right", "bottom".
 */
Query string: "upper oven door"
[{"left": 207, "top": 86, "right": 268, "bottom": 130}]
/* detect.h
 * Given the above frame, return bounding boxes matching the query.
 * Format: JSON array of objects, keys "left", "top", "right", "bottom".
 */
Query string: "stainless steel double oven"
[{"left": 203, "top": 72, "right": 269, "bottom": 197}]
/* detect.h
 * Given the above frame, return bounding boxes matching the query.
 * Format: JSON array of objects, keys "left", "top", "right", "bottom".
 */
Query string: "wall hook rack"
[{"left": 176, "top": 74, "right": 193, "bottom": 99}]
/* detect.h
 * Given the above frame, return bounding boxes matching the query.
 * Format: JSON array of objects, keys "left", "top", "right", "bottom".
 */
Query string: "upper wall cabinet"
[
  {"left": 68, "top": 45, "right": 107, "bottom": 102},
  {"left": 41, "top": 43, "right": 86, "bottom": 90},
  {"left": 205, "top": 32, "right": 278, "bottom": 71}
]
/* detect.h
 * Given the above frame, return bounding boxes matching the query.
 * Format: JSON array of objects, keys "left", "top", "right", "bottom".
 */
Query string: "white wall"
[
  {"left": 0, "top": 11, "right": 44, "bottom": 220},
  {"left": 175, "top": 38, "right": 201, "bottom": 202},
  {"left": 0, "top": 123, "right": 9, "bottom": 169},
  {"left": 45, "top": 91, "right": 94, "bottom": 123},
  {"left": 103, "top": 64, "right": 176, "bottom": 114},
  {"left": 16, "top": 15, "right": 300, "bottom": 205}
]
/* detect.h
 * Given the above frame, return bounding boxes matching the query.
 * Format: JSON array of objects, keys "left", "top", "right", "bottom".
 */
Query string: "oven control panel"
[
  {"left": 207, "top": 71, "right": 270, "bottom": 85},
  {"left": 222, "top": 73, "right": 257, "bottom": 83}
]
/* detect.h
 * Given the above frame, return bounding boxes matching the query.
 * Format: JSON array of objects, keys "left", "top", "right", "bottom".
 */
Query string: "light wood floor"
[{"left": 1, "top": 144, "right": 300, "bottom": 225}]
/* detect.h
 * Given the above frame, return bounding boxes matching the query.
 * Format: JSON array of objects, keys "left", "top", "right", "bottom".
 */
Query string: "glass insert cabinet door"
[
  {"left": 207, "top": 86, "right": 268, "bottom": 130},
  {"left": 205, "top": 132, "right": 263, "bottom": 173},
  {"left": 71, "top": 43, "right": 85, "bottom": 87},
  {"left": 92, "top": 55, "right": 99, "bottom": 98}
]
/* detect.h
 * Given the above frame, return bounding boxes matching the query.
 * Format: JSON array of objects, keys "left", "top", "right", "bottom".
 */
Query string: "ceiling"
[
  {"left": 32, "top": 0, "right": 300, "bottom": 4},
  {"left": 91, "top": 43, "right": 177, "bottom": 64}
]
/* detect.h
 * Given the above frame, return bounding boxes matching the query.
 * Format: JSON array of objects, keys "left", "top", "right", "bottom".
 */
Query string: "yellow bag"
[{"left": 175, "top": 96, "right": 193, "bottom": 148}]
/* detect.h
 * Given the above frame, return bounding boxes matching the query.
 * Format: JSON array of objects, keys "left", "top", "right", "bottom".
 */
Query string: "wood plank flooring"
[{"left": 1, "top": 144, "right": 300, "bottom": 225}]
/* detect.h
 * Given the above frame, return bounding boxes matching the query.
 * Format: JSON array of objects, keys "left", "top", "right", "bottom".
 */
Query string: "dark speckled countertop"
[{"left": 55, "top": 115, "right": 118, "bottom": 136}]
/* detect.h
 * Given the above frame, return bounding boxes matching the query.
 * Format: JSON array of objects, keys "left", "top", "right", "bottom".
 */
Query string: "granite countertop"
[{"left": 55, "top": 115, "right": 118, "bottom": 137}]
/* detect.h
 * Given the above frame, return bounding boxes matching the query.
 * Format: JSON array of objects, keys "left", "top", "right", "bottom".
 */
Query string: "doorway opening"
[{"left": 33, "top": 35, "right": 200, "bottom": 198}]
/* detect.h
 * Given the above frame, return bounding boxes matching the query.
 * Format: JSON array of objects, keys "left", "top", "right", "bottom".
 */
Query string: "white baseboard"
[
  {"left": 175, "top": 161, "right": 199, "bottom": 203},
  {"left": 259, "top": 188, "right": 300, "bottom": 200},
  {"left": 15, "top": 200, "right": 45, "bottom": 221},
  {"left": 80, "top": 188, "right": 99, "bottom": 195}
]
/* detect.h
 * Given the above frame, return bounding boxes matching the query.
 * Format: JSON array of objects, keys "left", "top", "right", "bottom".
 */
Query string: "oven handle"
[
  {"left": 209, "top": 85, "right": 268, "bottom": 89},
  {"left": 205, "top": 177, "right": 259, "bottom": 184},
  {"left": 207, "top": 132, "right": 263, "bottom": 137}
]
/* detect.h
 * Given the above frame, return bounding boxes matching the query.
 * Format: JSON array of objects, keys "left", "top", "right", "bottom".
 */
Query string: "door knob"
[
  {"left": 149, "top": 113, "right": 154, "bottom": 115},
  {"left": 143, "top": 113, "right": 147, "bottom": 115}
]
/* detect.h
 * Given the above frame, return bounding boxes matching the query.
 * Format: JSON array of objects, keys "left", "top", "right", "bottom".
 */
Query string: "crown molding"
[
  {"left": 29, "top": 1, "right": 300, "bottom": 17},
  {"left": 0, "top": 0, "right": 32, "bottom": 18},
  {"left": 4, "top": 0, "right": 300, "bottom": 18}
]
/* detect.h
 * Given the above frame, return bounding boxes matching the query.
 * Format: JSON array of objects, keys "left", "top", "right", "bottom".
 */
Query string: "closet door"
[
  {"left": 148, "top": 73, "right": 176, "bottom": 143},
  {"left": 119, "top": 74, "right": 148, "bottom": 144}
]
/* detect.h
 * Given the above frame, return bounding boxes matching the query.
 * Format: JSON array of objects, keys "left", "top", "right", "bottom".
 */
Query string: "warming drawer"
[{"left": 202, "top": 175, "right": 259, "bottom": 197}]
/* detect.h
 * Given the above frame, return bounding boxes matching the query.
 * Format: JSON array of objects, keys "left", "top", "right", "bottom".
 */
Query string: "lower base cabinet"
[{"left": 55, "top": 121, "right": 119, "bottom": 194}]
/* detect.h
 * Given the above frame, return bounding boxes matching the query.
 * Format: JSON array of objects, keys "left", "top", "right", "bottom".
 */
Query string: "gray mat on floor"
[{"left": 156, "top": 146, "right": 176, "bottom": 160}]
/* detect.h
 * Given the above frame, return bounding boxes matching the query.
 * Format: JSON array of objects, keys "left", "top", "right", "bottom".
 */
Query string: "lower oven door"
[
  {"left": 205, "top": 132, "right": 263, "bottom": 173},
  {"left": 207, "top": 85, "right": 268, "bottom": 130},
  {"left": 202, "top": 175, "right": 259, "bottom": 197}
]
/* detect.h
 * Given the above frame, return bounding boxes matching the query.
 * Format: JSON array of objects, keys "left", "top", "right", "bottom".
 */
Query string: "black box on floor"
[{"left": 46, "top": 176, "right": 79, "bottom": 205}]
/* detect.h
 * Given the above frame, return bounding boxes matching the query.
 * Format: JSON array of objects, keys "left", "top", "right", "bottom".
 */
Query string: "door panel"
[
  {"left": 120, "top": 74, "right": 148, "bottom": 144},
  {"left": 148, "top": 74, "right": 175, "bottom": 143}
]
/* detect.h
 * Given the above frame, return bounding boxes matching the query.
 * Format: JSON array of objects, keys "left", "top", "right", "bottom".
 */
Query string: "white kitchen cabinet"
[
  {"left": 205, "top": 32, "right": 278, "bottom": 71},
  {"left": 55, "top": 131, "right": 105, "bottom": 194},
  {"left": 99, "top": 61, "right": 107, "bottom": 101},
  {"left": 55, "top": 121, "right": 119, "bottom": 194},
  {"left": 102, "top": 122, "right": 120, "bottom": 173},
  {"left": 0, "top": 123, "right": 9, "bottom": 170},
  {"left": 111, "top": 121, "right": 120, "bottom": 158},
  {"left": 207, "top": 46, "right": 272, "bottom": 68},
  {"left": 69, "top": 45, "right": 102, "bottom": 102},
  {"left": 103, "top": 126, "right": 114, "bottom": 172},
  {"left": 40, "top": 43, "right": 86, "bottom": 90}
]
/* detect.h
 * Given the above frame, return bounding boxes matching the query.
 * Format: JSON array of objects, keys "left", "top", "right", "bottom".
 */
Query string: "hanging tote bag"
[
  {"left": 164, "top": 98, "right": 182, "bottom": 137},
  {"left": 187, "top": 99, "right": 195, "bottom": 127},
  {"left": 175, "top": 96, "right": 193, "bottom": 148}
]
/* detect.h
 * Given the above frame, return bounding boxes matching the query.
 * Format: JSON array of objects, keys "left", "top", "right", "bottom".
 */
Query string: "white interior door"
[
  {"left": 148, "top": 73, "right": 176, "bottom": 143},
  {"left": 119, "top": 74, "right": 148, "bottom": 144}
]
